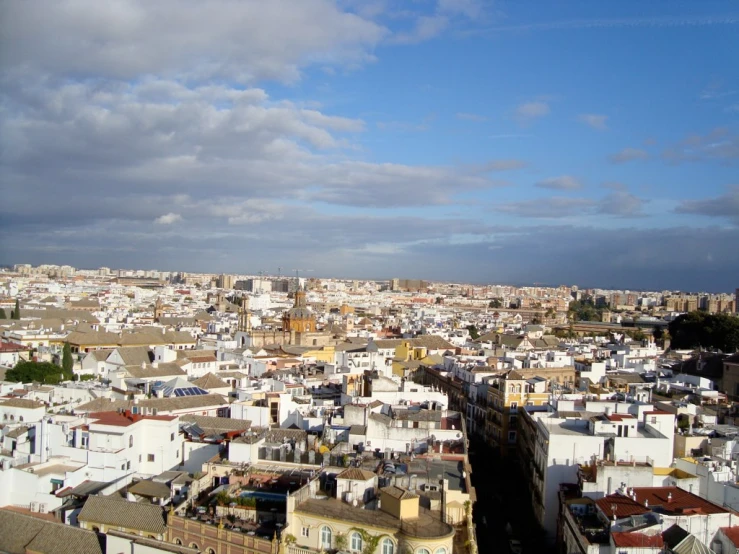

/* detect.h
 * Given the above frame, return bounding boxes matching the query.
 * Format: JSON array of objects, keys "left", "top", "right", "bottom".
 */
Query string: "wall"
[{"left": 181, "top": 442, "right": 220, "bottom": 473}]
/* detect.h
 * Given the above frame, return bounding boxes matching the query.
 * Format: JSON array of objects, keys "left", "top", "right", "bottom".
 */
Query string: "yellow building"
[
  {"left": 287, "top": 479, "right": 454, "bottom": 554},
  {"left": 486, "top": 367, "right": 573, "bottom": 456}
]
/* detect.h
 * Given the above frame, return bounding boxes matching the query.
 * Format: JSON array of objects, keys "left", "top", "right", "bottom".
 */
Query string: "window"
[
  {"left": 19, "top": 416, "right": 23, "bottom": 422},
  {"left": 121, "top": 463, "right": 126, "bottom": 470},
  {"left": 301, "top": 527, "right": 310, "bottom": 538},
  {"left": 435, "top": 549, "right": 448, "bottom": 554},
  {"left": 206, "top": 549, "right": 216, "bottom": 554},
  {"left": 189, "top": 544, "right": 199, "bottom": 550},
  {"left": 175, "top": 539, "right": 182, "bottom": 545},
  {"left": 320, "top": 526, "right": 332, "bottom": 549},
  {"left": 81, "top": 436, "right": 87, "bottom": 447},
  {"left": 129, "top": 435, "right": 133, "bottom": 448},
  {"left": 417, "top": 549, "right": 431, "bottom": 554},
  {"left": 508, "top": 431, "right": 517, "bottom": 443},
  {"left": 351, "top": 532, "right": 363, "bottom": 551},
  {"left": 126, "top": 461, "right": 131, "bottom": 470},
  {"left": 382, "top": 538, "right": 395, "bottom": 554},
  {"left": 170, "top": 432, "right": 175, "bottom": 441},
  {"left": 509, "top": 402, "right": 518, "bottom": 411},
  {"left": 148, "top": 454, "right": 155, "bottom": 462}
]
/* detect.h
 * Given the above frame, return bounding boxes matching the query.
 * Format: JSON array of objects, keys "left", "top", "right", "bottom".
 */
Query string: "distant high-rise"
[{"left": 736, "top": 287, "right": 739, "bottom": 313}]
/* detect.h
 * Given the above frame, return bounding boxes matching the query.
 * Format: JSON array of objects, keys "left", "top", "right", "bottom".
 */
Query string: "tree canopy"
[
  {"left": 567, "top": 297, "right": 603, "bottom": 322},
  {"left": 668, "top": 311, "right": 739, "bottom": 352},
  {"left": 7, "top": 361, "right": 73, "bottom": 384},
  {"left": 0, "top": 308, "right": 6, "bottom": 319},
  {"left": 62, "top": 342, "right": 73, "bottom": 373},
  {"left": 466, "top": 324, "right": 480, "bottom": 340}
]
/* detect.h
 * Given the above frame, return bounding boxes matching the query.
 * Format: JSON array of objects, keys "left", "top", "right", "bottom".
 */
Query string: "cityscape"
[
  {"left": 0, "top": 264, "right": 738, "bottom": 554},
  {"left": 2, "top": 1, "right": 739, "bottom": 554}
]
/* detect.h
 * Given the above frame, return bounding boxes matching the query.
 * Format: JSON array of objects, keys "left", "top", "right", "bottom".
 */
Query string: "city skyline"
[{"left": 1, "top": 1, "right": 738, "bottom": 291}]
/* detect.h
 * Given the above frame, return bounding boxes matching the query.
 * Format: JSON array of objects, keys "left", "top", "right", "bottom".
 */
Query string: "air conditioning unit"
[
  {"left": 39, "top": 503, "right": 46, "bottom": 513},
  {"left": 30, "top": 502, "right": 38, "bottom": 512}
]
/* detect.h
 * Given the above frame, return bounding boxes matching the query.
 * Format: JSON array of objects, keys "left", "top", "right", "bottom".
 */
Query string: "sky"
[{"left": 0, "top": 0, "right": 738, "bottom": 292}]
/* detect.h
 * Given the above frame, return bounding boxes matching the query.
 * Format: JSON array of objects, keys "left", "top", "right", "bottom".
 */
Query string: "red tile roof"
[
  {"left": 632, "top": 487, "right": 729, "bottom": 515},
  {"left": 596, "top": 494, "right": 650, "bottom": 519},
  {"left": 643, "top": 410, "right": 672, "bottom": 415},
  {"left": 612, "top": 532, "right": 663, "bottom": 547},
  {"left": 721, "top": 526, "right": 739, "bottom": 546},
  {"left": 606, "top": 413, "right": 635, "bottom": 422}
]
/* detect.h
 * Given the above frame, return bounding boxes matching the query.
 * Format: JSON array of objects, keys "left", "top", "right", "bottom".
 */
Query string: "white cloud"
[
  {"left": 514, "top": 101, "right": 550, "bottom": 124},
  {"left": 456, "top": 112, "right": 487, "bottom": 122},
  {"left": 578, "top": 113, "right": 608, "bottom": 130},
  {"left": 535, "top": 175, "right": 582, "bottom": 190},
  {"left": 608, "top": 147, "right": 650, "bottom": 164},
  {"left": 0, "top": 0, "right": 387, "bottom": 83},
  {"left": 155, "top": 213, "right": 182, "bottom": 225}
]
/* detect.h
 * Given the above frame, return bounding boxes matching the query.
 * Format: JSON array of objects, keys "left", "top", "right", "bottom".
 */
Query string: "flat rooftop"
[{"left": 295, "top": 497, "right": 454, "bottom": 539}]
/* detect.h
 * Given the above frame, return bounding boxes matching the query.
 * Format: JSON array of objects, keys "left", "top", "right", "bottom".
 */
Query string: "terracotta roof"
[
  {"left": 596, "top": 493, "right": 650, "bottom": 519},
  {"left": 721, "top": 526, "right": 739, "bottom": 546},
  {"left": 631, "top": 487, "right": 729, "bottom": 515},
  {"left": 612, "top": 532, "right": 663, "bottom": 548},
  {"left": 78, "top": 495, "right": 166, "bottom": 535}
]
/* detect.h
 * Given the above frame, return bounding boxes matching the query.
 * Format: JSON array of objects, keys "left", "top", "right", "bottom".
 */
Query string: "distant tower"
[
  {"left": 238, "top": 295, "right": 251, "bottom": 333},
  {"left": 735, "top": 287, "right": 739, "bottom": 314},
  {"left": 154, "top": 297, "right": 164, "bottom": 322},
  {"left": 282, "top": 281, "right": 316, "bottom": 333}
]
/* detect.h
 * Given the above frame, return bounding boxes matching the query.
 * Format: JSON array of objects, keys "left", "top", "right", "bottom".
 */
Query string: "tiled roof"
[
  {"left": 612, "top": 532, "right": 663, "bottom": 547},
  {"left": 0, "top": 398, "right": 45, "bottom": 409},
  {"left": 125, "top": 363, "right": 185, "bottom": 379},
  {"left": 0, "top": 508, "right": 102, "bottom": 554},
  {"left": 631, "top": 487, "right": 729, "bottom": 515},
  {"left": 127, "top": 479, "right": 171, "bottom": 499},
  {"left": 337, "top": 468, "right": 376, "bottom": 481},
  {"left": 192, "top": 373, "right": 229, "bottom": 390},
  {"left": 78, "top": 495, "right": 167, "bottom": 534},
  {"left": 721, "top": 526, "right": 739, "bottom": 546},
  {"left": 596, "top": 493, "right": 650, "bottom": 518},
  {"left": 381, "top": 485, "right": 418, "bottom": 500}
]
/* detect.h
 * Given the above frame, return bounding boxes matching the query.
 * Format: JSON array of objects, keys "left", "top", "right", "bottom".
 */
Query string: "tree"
[
  {"left": 567, "top": 297, "right": 603, "bottom": 322},
  {"left": 12, "top": 298, "right": 21, "bottom": 319},
  {"left": 0, "top": 308, "right": 6, "bottom": 319},
  {"left": 668, "top": 311, "right": 739, "bottom": 352},
  {"left": 7, "top": 360, "right": 73, "bottom": 384},
  {"left": 489, "top": 298, "right": 502, "bottom": 309},
  {"left": 62, "top": 342, "right": 73, "bottom": 373},
  {"left": 466, "top": 325, "right": 480, "bottom": 340},
  {"left": 531, "top": 316, "right": 542, "bottom": 325}
]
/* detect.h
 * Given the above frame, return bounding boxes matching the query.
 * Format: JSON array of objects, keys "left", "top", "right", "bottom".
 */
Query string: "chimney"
[
  {"left": 645, "top": 499, "right": 649, "bottom": 508},
  {"left": 667, "top": 493, "right": 672, "bottom": 503}
]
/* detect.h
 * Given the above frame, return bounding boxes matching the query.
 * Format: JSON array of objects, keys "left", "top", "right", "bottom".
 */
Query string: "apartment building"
[{"left": 518, "top": 399, "right": 675, "bottom": 540}]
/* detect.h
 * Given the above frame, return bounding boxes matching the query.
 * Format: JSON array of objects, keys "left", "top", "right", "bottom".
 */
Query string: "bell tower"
[
  {"left": 154, "top": 297, "right": 164, "bottom": 322},
  {"left": 238, "top": 295, "right": 251, "bottom": 333}
]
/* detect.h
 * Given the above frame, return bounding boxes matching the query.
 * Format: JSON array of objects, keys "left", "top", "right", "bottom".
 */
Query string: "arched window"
[
  {"left": 174, "top": 539, "right": 182, "bottom": 545},
  {"left": 417, "top": 549, "right": 431, "bottom": 554},
  {"left": 320, "top": 526, "right": 332, "bottom": 549},
  {"left": 206, "top": 549, "right": 216, "bottom": 554},
  {"left": 19, "top": 416, "right": 24, "bottom": 422},
  {"left": 9, "top": 415, "right": 14, "bottom": 421},
  {"left": 350, "top": 532, "right": 363, "bottom": 551},
  {"left": 129, "top": 435, "right": 133, "bottom": 448},
  {"left": 189, "top": 544, "right": 199, "bottom": 550},
  {"left": 382, "top": 538, "right": 395, "bottom": 554},
  {"left": 435, "top": 548, "right": 448, "bottom": 554}
]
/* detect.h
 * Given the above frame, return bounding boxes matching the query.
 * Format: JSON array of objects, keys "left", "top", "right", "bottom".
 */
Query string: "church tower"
[
  {"left": 238, "top": 295, "right": 251, "bottom": 333},
  {"left": 282, "top": 283, "right": 316, "bottom": 333},
  {"left": 154, "top": 297, "right": 164, "bottom": 322}
]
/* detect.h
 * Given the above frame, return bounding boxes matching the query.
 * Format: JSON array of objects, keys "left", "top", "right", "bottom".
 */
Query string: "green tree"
[
  {"left": 7, "top": 360, "right": 73, "bottom": 384},
  {"left": 668, "top": 311, "right": 739, "bottom": 352},
  {"left": 62, "top": 342, "right": 74, "bottom": 373},
  {"left": 567, "top": 297, "right": 603, "bottom": 322},
  {"left": 12, "top": 298, "right": 21, "bottom": 319},
  {"left": 489, "top": 298, "right": 502, "bottom": 309},
  {"left": 0, "top": 308, "right": 6, "bottom": 319},
  {"left": 466, "top": 325, "right": 480, "bottom": 339}
]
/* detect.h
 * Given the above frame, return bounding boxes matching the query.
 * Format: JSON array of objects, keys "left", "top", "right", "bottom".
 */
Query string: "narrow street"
[{"left": 468, "top": 438, "right": 554, "bottom": 554}]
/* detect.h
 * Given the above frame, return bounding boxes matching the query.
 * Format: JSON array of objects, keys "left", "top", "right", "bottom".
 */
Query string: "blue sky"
[{"left": 1, "top": 0, "right": 737, "bottom": 291}]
